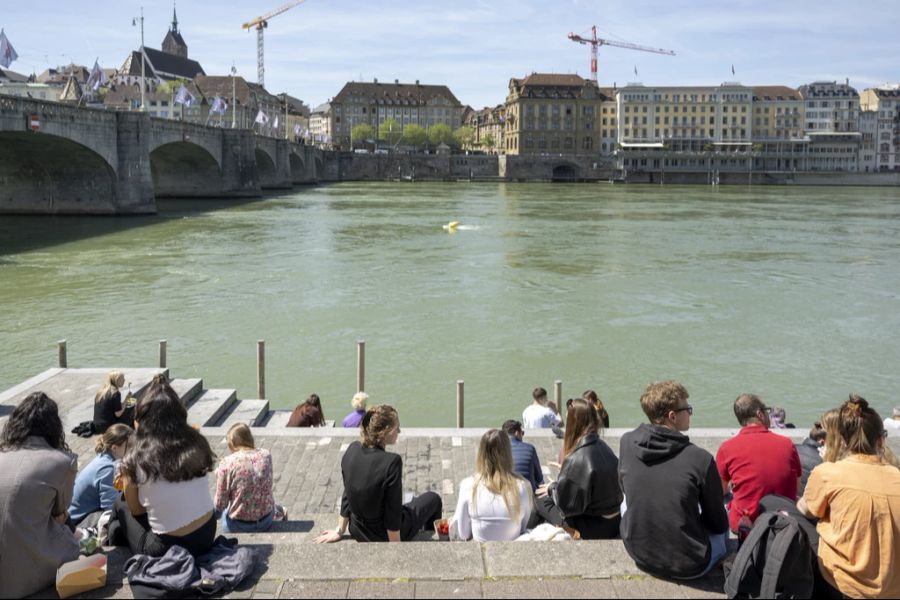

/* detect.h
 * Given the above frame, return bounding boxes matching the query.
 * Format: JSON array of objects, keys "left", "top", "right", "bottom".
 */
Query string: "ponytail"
[
  {"left": 360, "top": 405, "right": 398, "bottom": 449},
  {"left": 838, "top": 394, "right": 884, "bottom": 456},
  {"left": 94, "top": 423, "right": 133, "bottom": 454}
]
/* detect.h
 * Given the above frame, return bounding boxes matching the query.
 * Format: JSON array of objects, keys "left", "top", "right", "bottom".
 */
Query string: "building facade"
[
  {"left": 328, "top": 79, "right": 463, "bottom": 150},
  {"left": 468, "top": 104, "right": 506, "bottom": 153},
  {"left": 309, "top": 102, "right": 333, "bottom": 147},
  {"left": 504, "top": 73, "right": 609, "bottom": 156},
  {"left": 752, "top": 86, "right": 806, "bottom": 171},
  {"left": 859, "top": 86, "right": 900, "bottom": 171},
  {"left": 799, "top": 81, "right": 859, "bottom": 133},
  {"left": 858, "top": 108, "right": 878, "bottom": 172}
]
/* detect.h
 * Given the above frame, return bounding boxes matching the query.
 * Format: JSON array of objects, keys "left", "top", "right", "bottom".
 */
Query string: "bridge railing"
[{"left": 0, "top": 95, "right": 117, "bottom": 127}]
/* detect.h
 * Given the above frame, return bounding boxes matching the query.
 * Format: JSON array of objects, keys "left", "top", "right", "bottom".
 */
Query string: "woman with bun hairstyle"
[
  {"left": 68, "top": 424, "right": 133, "bottom": 528},
  {"left": 582, "top": 389, "right": 610, "bottom": 428},
  {"left": 315, "top": 405, "right": 442, "bottom": 543},
  {"left": 798, "top": 395, "right": 900, "bottom": 599}
]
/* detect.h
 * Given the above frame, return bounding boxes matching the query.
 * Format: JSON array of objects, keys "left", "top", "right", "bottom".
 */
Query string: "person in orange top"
[{"left": 799, "top": 394, "right": 900, "bottom": 599}]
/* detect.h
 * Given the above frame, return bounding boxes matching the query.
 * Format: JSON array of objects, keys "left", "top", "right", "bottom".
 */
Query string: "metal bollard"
[
  {"left": 554, "top": 379, "right": 562, "bottom": 409},
  {"left": 158, "top": 340, "right": 167, "bottom": 369},
  {"left": 58, "top": 340, "right": 67, "bottom": 368},
  {"left": 456, "top": 380, "right": 464, "bottom": 428},
  {"left": 357, "top": 339, "right": 365, "bottom": 392},
  {"left": 257, "top": 340, "right": 266, "bottom": 400}
]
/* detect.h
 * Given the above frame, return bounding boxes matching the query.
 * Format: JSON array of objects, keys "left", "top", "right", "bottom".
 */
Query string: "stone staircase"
[{"left": 171, "top": 378, "right": 269, "bottom": 429}]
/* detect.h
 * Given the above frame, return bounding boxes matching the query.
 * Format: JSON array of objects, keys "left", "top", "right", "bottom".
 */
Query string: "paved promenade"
[{"left": 4, "top": 368, "right": 898, "bottom": 599}]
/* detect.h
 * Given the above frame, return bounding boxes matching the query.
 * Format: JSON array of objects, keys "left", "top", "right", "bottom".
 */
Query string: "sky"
[{"left": 3, "top": 0, "right": 899, "bottom": 109}]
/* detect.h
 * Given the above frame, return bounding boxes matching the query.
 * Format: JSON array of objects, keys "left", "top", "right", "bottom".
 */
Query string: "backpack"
[{"left": 723, "top": 510, "right": 816, "bottom": 599}]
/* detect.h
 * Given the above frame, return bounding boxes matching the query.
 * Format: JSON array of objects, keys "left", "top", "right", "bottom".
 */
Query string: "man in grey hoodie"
[{"left": 618, "top": 381, "right": 729, "bottom": 580}]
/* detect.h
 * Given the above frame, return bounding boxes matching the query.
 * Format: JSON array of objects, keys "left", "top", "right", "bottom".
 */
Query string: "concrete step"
[
  {"left": 186, "top": 388, "right": 237, "bottom": 428},
  {"left": 216, "top": 399, "right": 270, "bottom": 429},
  {"left": 59, "top": 368, "right": 167, "bottom": 431},
  {"left": 263, "top": 409, "right": 293, "bottom": 428},
  {"left": 169, "top": 378, "right": 203, "bottom": 406}
]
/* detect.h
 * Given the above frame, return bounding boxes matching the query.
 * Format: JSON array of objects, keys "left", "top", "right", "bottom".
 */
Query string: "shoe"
[{"left": 273, "top": 505, "right": 287, "bottom": 522}]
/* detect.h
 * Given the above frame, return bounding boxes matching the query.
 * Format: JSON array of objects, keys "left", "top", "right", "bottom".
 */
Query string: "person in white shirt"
[
  {"left": 452, "top": 429, "right": 532, "bottom": 542},
  {"left": 885, "top": 407, "right": 900, "bottom": 438},
  {"left": 522, "top": 387, "right": 561, "bottom": 429}
]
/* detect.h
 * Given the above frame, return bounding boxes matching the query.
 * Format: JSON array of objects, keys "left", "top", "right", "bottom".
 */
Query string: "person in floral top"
[{"left": 214, "top": 423, "right": 286, "bottom": 533}]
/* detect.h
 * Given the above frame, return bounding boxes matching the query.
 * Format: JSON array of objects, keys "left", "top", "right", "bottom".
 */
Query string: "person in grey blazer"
[{"left": 0, "top": 392, "right": 80, "bottom": 599}]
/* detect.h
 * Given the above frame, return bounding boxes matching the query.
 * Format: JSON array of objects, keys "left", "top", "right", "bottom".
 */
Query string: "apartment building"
[
  {"left": 752, "top": 86, "right": 806, "bottom": 171},
  {"left": 504, "top": 73, "right": 610, "bottom": 156},
  {"left": 858, "top": 108, "right": 878, "bottom": 172},
  {"left": 309, "top": 102, "right": 333, "bottom": 148},
  {"left": 468, "top": 104, "right": 506, "bottom": 153},
  {"left": 328, "top": 79, "right": 463, "bottom": 150},
  {"left": 859, "top": 86, "right": 900, "bottom": 171}
]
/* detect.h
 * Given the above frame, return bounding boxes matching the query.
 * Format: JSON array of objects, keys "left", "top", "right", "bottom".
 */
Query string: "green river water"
[{"left": 1, "top": 183, "right": 899, "bottom": 428}]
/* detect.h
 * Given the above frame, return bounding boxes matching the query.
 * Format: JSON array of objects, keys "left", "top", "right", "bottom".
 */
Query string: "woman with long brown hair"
[
  {"left": 315, "top": 405, "right": 442, "bottom": 543},
  {"left": 534, "top": 398, "right": 622, "bottom": 539},
  {"left": 451, "top": 429, "right": 532, "bottom": 541}
]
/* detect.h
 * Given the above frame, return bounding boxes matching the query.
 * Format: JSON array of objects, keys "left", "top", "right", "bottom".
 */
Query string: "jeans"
[
  {"left": 671, "top": 532, "right": 728, "bottom": 580},
  {"left": 220, "top": 508, "right": 274, "bottom": 533}
]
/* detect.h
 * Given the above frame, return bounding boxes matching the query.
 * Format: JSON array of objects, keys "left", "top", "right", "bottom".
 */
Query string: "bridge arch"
[
  {"left": 255, "top": 148, "right": 277, "bottom": 187},
  {"left": 0, "top": 131, "right": 118, "bottom": 213},
  {"left": 150, "top": 142, "right": 222, "bottom": 197},
  {"left": 289, "top": 151, "right": 306, "bottom": 183},
  {"left": 551, "top": 163, "right": 580, "bottom": 182}
]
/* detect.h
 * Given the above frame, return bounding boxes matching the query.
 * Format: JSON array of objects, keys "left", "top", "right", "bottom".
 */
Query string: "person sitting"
[
  {"left": 93, "top": 370, "right": 135, "bottom": 434},
  {"left": 768, "top": 405, "right": 795, "bottom": 429},
  {"left": 522, "top": 387, "right": 561, "bottom": 430},
  {"left": 501, "top": 420, "right": 543, "bottom": 491},
  {"left": 215, "top": 423, "right": 285, "bottom": 532},
  {"left": 821, "top": 407, "right": 843, "bottom": 462},
  {"left": 287, "top": 393, "right": 325, "bottom": 427},
  {"left": 715, "top": 393, "right": 802, "bottom": 535},
  {"left": 618, "top": 381, "right": 729, "bottom": 580},
  {"left": 0, "top": 392, "right": 80, "bottom": 598},
  {"left": 582, "top": 389, "right": 610, "bottom": 428},
  {"left": 115, "top": 390, "right": 217, "bottom": 557},
  {"left": 795, "top": 420, "right": 825, "bottom": 496},
  {"left": 885, "top": 406, "right": 900, "bottom": 438},
  {"left": 68, "top": 424, "right": 133, "bottom": 529},
  {"left": 452, "top": 429, "right": 532, "bottom": 541},
  {"left": 341, "top": 392, "right": 369, "bottom": 428},
  {"left": 315, "top": 405, "right": 442, "bottom": 543},
  {"left": 798, "top": 395, "right": 900, "bottom": 598},
  {"left": 534, "top": 398, "right": 622, "bottom": 539}
]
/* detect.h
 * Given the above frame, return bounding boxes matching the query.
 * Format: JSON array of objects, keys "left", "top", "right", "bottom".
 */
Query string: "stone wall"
[{"left": 319, "top": 152, "right": 499, "bottom": 181}]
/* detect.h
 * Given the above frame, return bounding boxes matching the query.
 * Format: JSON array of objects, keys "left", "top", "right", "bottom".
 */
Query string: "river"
[{"left": 2, "top": 182, "right": 899, "bottom": 428}]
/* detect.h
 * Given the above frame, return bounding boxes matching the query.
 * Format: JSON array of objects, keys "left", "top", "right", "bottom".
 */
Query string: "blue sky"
[{"left": 3, "top": 0, "right": 899, "bottom": 109}]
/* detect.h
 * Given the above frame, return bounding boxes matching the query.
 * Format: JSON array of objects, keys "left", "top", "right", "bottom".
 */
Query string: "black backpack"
[{"left": 724, "top": 510, "right": 816, "bottom": 599}]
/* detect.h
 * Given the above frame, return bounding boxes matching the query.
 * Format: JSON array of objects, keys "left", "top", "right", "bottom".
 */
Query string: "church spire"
[{"left": 171, "top": 2, "right": 179, "bottom": 34}]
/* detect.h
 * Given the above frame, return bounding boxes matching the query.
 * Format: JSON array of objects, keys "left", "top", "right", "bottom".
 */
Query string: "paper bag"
[{"left": 56, "top": 554, "right": 107, "bottom": 599}]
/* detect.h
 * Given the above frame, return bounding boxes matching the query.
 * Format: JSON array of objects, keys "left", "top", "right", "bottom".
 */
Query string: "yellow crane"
[{"left": 242, "top": 0, "right": 309, "bottom": 88}]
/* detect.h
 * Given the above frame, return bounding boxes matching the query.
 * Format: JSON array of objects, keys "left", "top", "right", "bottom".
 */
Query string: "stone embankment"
[{"left": 4, "top": 368, "right": 898, "bottom": 599}]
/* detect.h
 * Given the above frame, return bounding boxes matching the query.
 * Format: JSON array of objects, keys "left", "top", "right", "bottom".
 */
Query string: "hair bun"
[
  {"left": 847, "top": 394, "right": 868, "bottom": 413},
  {"left": 361, "top": 408, "right": 374, "bottom": 429}
]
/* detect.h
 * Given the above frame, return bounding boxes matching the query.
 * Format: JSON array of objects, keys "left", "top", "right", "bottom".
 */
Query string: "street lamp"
[
  {"left": 231, "top": 64, "right": 237, "bottom": 129},
  {"left": 132, "top": 7, "right": 145, "bottom": 112}
]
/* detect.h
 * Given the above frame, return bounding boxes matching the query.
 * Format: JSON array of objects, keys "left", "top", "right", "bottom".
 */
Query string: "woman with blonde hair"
[
  {"left": 214, "top": 423, "right": 285, "bottom": 532},
  {"left": 315, "top": 405, "right": 442, "bottom": 543},
  {"left": 534, "top": 398, "right": 622, "bottom": 539},
  {"left": 68, "top": 424, "right": 133, "bottom": 528},
  {"left": 341, "top": 392, "right": 369, "bottom": 428},
  {"left": 93, "top": 371, "right": 134, "bottom": 434},
  {"left": 452, "top": 429, "right": 531, "bottom": 541},
  {"left": 821, "top": 407, "right": 843, "bottom": 463}
]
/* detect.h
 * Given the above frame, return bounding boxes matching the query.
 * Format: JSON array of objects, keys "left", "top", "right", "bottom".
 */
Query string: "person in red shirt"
[{"left": 716, "top": 393, "right": 802, "bottom": 534}]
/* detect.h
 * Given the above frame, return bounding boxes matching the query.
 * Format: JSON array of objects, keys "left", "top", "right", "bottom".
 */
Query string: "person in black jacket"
[
  {"left": 618, "top": 380, "right": 729, "bottom": 580},
  {"left": 795, "top": 420, "right": 825, "bottom": 496},
  {"left": 534, "top": 398, "right": 622, "bottom": 539},
  {"left": 314, "top": 405, "right": 442, "bottom": 543}
]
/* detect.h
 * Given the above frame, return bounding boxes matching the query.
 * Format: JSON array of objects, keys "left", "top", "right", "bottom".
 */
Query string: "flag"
[
  {"left": 174, "top": 84, "right": 196, "bottom": 107},
  {"left": 273, "top": 116, "right": 279, "bottom": 130},
  {"left": 210, "top": 96, "right": 227, "bottom": 115},
  {"left": 0, "top": 29, "right": 18, "bottom": 69},
  {"left": 293, "top": 124, "right": 301, "bottom": 136},
  {"left": 86, "top": 60, "right": 108, "bottom": 92},
  {"left": 731, "top": 64, "right": 735, "bottom": 76},
  {"left": 255, "top": 110, "right": 268, "bottom": 125},
  {"left": 634, "top": 65, "right": 638, "bottom": 77}
]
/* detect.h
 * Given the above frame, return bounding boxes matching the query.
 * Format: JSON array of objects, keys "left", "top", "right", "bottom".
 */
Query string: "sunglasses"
[{"left": 672, "top": 405, "right": 693, "bottom": 416}]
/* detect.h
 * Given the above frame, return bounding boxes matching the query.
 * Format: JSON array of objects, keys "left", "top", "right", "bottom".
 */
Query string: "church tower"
[{"left": 161, "top": 3, "right": 188, "bottom": 58}]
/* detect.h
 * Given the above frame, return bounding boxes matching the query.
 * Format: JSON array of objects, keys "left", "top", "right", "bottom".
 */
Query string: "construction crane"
[
  {"left": 243, "top": 0, "right": 309, "bottom": 89},
  {"left": 568, "top": 25, "right": 675, "bottom": 84}
]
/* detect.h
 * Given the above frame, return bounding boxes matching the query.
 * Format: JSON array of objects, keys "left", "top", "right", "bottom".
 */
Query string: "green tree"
[
  {"left": 453, "top": 126, "right": 475, "bottom": 149},
  {"left": 427, "top": 123, "right": 454, "bottom": 148},
  {"left": 156, "top": 79, "right": 186, "bottom": 95},
  {"left": 379, "top": 118, "right": 402, "bottom": 146},
  {"left": 351, "top": 123, "right": 374, "bottom": 147},
  {"left": 481, "top": 132, "right": 496, "bottom": 152},
  {"left": 402, "top": 123, "right": 426, "bottom": 150}
]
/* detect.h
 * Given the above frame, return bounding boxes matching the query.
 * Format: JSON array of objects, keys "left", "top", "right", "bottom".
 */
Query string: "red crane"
[{"left": 568, "top": 25, "right": 675, "bottom": 84}]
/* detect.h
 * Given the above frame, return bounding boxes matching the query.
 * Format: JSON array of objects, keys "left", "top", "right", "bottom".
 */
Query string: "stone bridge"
[{"left": 0, "top": 96, "right": 323, "bottom": 214}]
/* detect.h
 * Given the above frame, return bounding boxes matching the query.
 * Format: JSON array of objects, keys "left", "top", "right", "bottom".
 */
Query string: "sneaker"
[{"left": 273, "top": 505, "right": 287, "bottom": 522}]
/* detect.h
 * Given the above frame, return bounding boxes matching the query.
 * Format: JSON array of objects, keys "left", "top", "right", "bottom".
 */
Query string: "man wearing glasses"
[
  {"left": 716, "top": 394, "right": 802, "bottom": 538},
  {"left": 618, "top": 381, "right": 729, "bottom": 580}
]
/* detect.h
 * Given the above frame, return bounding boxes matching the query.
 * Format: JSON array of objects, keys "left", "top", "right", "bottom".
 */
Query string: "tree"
[
  {"left": 379, "top": 119, "right": 402, "bottom": 146},
  {"left": 453, "top": 126, "right": 475, "bottom": 149},
  {"left": 402, "top": 124, "right": 426, "bottom": 150},
  {"left": 481, "top": 132, "right": 496, "bottom": 153},
  {"left": 427, "top": 123, "right": 454, "bottom": 148},
  {"left": 351, "top": 123, "right": 374, "bottom": 148}
]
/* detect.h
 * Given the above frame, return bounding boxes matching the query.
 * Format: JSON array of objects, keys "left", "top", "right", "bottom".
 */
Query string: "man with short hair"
[
  {"left": 795, "top": 421, "right": 826, "bottom": 496},
  {"left": 716, "top": 393, "right": 802, "bottom": 534},
  {"left": 619, "top": 381, "right": 729, "bottom": 580},
  {"left": 501, "top": 419, "right": 543, "bottom": 491},
  {"left": 522, "top": 387, "right": 561, "bottom": 430}
]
